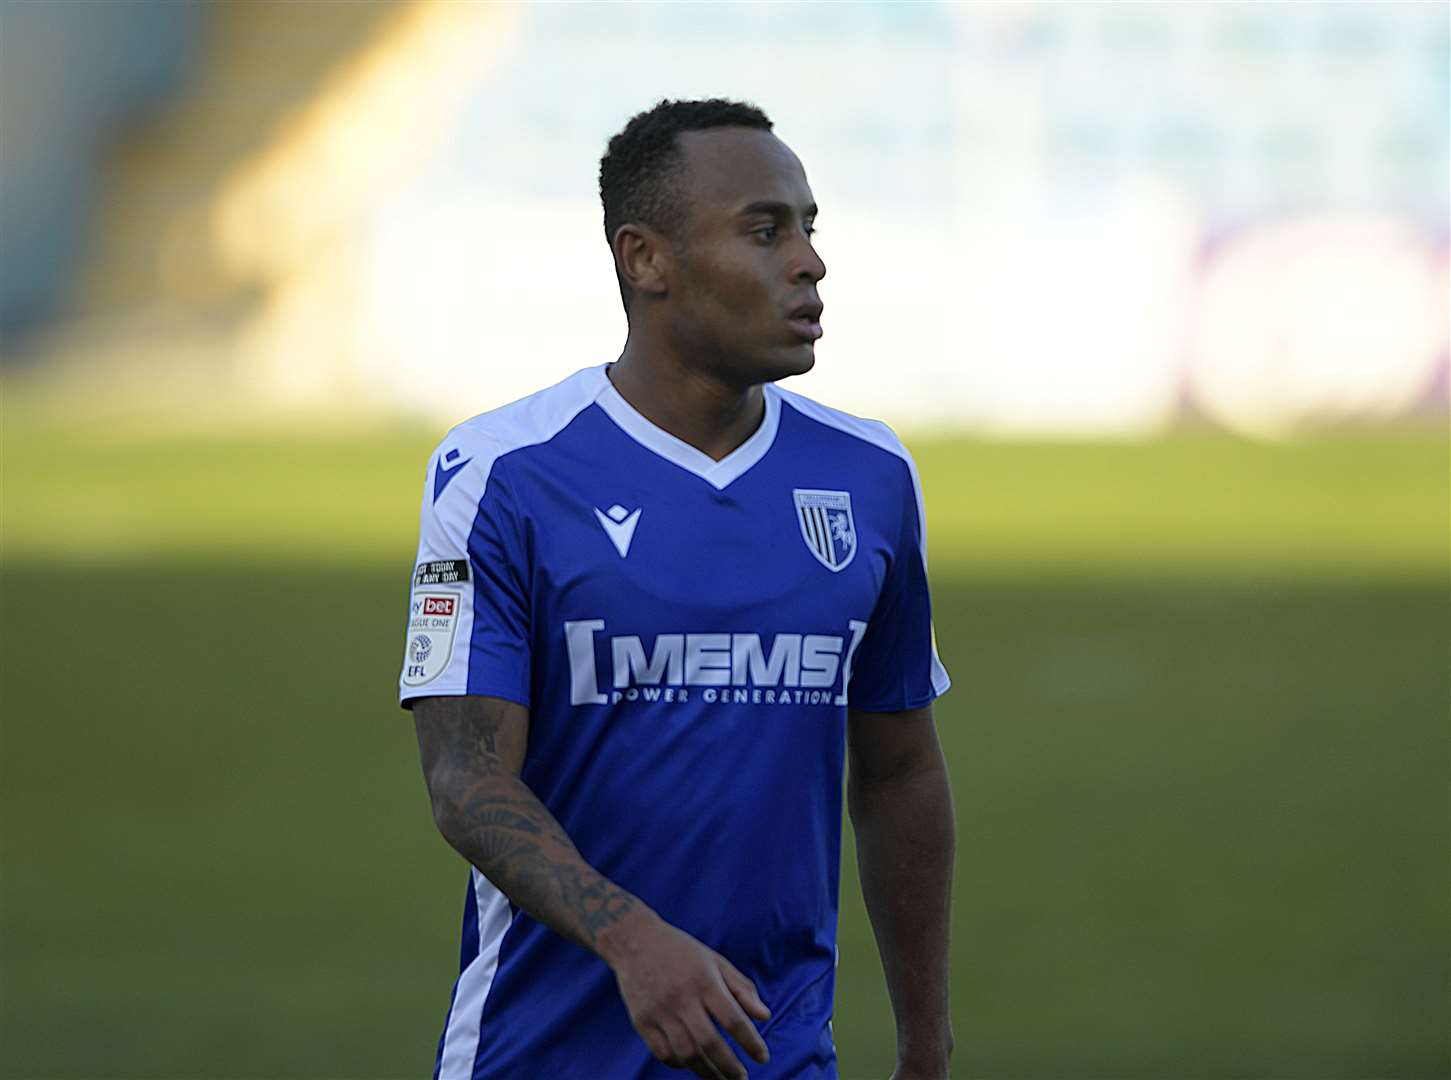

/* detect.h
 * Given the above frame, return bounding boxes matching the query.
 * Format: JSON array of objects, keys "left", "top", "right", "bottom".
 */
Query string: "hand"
[{"left": 600, "top": 908, "right": 771, "bottom": 1079}]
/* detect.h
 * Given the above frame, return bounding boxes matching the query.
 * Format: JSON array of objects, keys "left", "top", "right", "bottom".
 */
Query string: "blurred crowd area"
[{"left": 0, "top": 0, "right": 1445, "bottom": 437}]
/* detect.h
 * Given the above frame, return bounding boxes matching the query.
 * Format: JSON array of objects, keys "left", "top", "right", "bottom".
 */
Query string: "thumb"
[{"left": 717, "top": 956, "right": 770, "bottom": 1021}]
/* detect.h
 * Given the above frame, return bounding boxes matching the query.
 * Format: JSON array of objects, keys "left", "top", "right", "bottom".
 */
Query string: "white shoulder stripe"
[
  {"left": 449, "top": 365, "right": 609, "bottom": 455},
  {"left": 426, "top": 364, "right": 615, "bottom": 513},
  {"left": 773, "top": 386, "right": 950, "bottom": 697},
  {"left": 769, "top": 384, "right": 912, "bottom": 465}
]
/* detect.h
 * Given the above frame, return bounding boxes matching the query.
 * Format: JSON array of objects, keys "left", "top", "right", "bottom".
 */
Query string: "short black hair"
[{"left": 599, "top": 98, "right": 773, "bottom": 306}]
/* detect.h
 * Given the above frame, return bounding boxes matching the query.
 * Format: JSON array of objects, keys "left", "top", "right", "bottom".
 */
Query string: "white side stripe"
[{"left": 438, "top": 870, "right": 513, "bottom": 1080}]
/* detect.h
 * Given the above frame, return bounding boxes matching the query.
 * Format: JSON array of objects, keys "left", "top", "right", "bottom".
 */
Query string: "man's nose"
[{"left": 794, "top": 237, "right": 826, "bottom": 283}]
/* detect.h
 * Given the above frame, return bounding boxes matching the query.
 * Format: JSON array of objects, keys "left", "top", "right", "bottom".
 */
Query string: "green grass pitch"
[{"left": 1, "top": 420, "right": 1446, "bottom": 1078}]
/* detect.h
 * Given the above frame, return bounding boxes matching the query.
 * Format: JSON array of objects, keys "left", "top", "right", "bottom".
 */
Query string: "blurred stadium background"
[{"left": 1, "top": 2, "right": 1446, "bottom": 1078}]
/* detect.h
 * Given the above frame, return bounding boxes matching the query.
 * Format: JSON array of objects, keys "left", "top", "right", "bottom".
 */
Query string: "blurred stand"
[
  {"left": 0, "top": 0, "right": 204, "bottom": 340},
  {"left": 1, "top": 0, "right": 506, "bottom": 421},
  {"left": 0, "top": 0, "right": 1445, "bottom": 437}
]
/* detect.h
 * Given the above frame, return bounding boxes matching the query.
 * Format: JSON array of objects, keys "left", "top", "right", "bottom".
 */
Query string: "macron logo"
[
  {"left": 593, "top": 504, "right": 641, "bottom": 558},
  {"left": 432, "top": 448, "right": 472, "bottom": 504}
]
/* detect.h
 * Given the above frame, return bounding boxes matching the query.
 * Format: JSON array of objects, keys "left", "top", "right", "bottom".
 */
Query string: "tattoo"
[
  {"left": 416, "top": 697, "right": 637, "bottom": 949},
  {"left": 556, "top": 865, "right": 637, "bottom": 938},
  {"left": 444, "top": 778, "right": 637, "bottom": 945}
]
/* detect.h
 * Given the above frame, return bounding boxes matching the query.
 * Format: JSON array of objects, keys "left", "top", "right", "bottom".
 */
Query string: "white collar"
[{"left": 592, "top": 365, "right": 781, "bottom": 490}]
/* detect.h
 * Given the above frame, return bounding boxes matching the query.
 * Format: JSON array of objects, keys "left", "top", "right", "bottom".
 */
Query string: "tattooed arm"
[
  {"left": 413, "top": 695, "right": 771, "bottom": 1080},
  {"left": 413, "top": 693, "right": 635, "bottom": 949}
]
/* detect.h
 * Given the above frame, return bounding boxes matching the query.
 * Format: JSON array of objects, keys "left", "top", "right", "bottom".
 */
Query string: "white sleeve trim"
[
  {"left": 399, "top": 366, "right": 610, "bottom": 705},
  {"left": 773, "top": 387, "right": 950, "bottom": 695}
]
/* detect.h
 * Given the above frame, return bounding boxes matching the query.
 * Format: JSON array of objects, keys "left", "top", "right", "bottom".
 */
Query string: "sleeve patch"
[
  {"left": 402, "top": 559, "right": 469, "bottom": 687},
  {"left": 413, "top": 559, "right": 470, "bottom": 587},
  {"left": 402, "top": 593, "right": 461, "bottom": 687}
]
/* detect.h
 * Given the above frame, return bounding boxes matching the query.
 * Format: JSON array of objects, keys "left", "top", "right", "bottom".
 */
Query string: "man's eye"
[{"left": 754, "top": 226, "right": 779, "bottom": 242}]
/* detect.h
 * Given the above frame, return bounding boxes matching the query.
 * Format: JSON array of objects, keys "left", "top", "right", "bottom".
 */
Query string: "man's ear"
[{"left": 612, "top": 224, "right": 671, "bottom": 299}]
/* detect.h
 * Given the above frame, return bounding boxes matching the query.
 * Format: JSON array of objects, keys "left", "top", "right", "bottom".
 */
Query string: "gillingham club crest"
[{"left": 793, "top": 488, "right": 857, "bottom": 572}]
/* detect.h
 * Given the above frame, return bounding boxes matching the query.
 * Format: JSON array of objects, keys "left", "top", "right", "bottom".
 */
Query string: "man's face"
[{"left": 662, "top": 127, "right": 827, "bottom": 386}]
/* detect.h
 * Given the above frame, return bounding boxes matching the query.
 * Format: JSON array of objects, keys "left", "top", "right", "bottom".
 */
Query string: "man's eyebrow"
[{"left": 738, "top": 200, "right": 818, "bottom": 219}]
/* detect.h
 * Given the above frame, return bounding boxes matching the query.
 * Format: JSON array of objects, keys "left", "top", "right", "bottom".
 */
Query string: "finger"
[
  {"left": 658, "top": 1018, "right": 692, "bottom": 1070},
  {"left": 638, "top": 1021, "right": 675, "bottom": 1067},
  {"left": 716, "top": 957, "right": 771, "bottom": 1021},
  {"left": 690, "top": 1052, "right": 730, "bottom": 1080},
  {"left": 684, "top": 1005, "right": 746, "bottom": 1080},
  {"left": 705, "top": 986, "right": 769, "bottom": 1065},
  {"left": 662, "top": 1016, "right": 722, "bottom": 1078}
]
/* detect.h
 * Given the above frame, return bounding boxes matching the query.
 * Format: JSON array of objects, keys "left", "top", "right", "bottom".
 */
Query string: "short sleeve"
[
  {"left": 398, "top": 436, "right": 532, "bottom": 709},
  {"left": 843, "top": 452, "right": 951, "bottom": 712}
]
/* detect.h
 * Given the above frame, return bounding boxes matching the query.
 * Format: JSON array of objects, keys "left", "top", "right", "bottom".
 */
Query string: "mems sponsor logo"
[
  {"left": 422, "top": 596, "right": 456, "bottom": 617},
  {"left": 563, "top": 620, "right": 868, "bottom": 707}
]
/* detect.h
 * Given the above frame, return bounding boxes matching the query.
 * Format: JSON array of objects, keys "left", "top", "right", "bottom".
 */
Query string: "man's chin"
[
  {"left": 761, "top": 343, "right": 816, "bottom": 382},
  {"left": 706, "top": 342, "right": 816, "bottom": 388}
]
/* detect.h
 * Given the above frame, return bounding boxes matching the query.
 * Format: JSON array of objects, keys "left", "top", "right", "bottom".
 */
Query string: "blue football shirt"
[{"left": 399, "top": 364, "right": 949, "bottom": 1080}]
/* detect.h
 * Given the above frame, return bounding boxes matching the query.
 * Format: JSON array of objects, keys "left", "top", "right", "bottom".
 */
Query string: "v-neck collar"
[{"left": 592, "top": 365, "right": 781, "bottom": 491}]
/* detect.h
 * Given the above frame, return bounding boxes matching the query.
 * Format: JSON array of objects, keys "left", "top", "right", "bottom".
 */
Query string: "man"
[{"left": 400, "top": 98, "right": 955, "bottom": 1080}]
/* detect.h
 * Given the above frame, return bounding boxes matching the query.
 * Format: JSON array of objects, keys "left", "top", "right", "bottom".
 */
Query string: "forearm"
[
  {"left": 415, "top": 698, "right": 772, "bottom": 1080},
  {"left": 849, "top": 757, "right": 956, "bottom": 1072},
  {"left": 430, "top": 762, "right": 645, "bottom": 961}
]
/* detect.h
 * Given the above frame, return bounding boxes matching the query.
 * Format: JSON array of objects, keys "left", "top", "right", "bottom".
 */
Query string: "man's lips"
[{"left": 786, "top": 303, "right": 824, "bottom": 342}]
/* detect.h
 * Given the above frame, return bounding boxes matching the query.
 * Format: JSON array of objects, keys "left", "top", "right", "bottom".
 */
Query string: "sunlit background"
[
  {"left": 2, "top": 2, "right": 1447, "bottom": 1079},
  {"left": 2, "top": 0, "right": 1445, "bottom": 434}
]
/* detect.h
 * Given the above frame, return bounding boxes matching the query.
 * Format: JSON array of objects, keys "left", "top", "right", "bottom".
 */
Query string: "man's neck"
[{"left": 608, "top": 343, "right": 765, "bottom": 463}]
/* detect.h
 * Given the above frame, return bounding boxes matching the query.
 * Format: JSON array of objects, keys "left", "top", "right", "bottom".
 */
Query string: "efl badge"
[
  {"left": 402, "top": 593, "right": 459, "bottom": 686},
  {"left": 793, "top": 489, "right": 857, "bottom": 572},
  {"left": 402, "top": 559, "right": 468, "bottom": 686}
]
